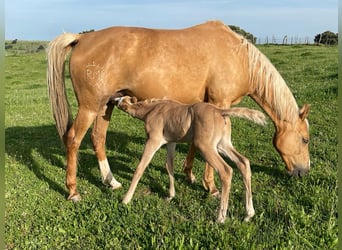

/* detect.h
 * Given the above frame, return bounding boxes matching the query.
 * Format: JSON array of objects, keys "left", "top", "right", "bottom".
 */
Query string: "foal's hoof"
[
  {"left": 165, "top": 196, "right": 174, "bottom": 202},
  {"left": 210, "top": 189, "right": 220, "bottom": 198},
  {"left": 217, "top": 214, "right": 226, "bottom": 224},
  {"left": 244, "top": 216, "right": 252, "bottom": 222},
  {"left": 68, "top": 193, "right": 81, "bottom": 202},
  {"left": 243, "top": 212, "right": 255, "bottom": 222},
  {"left": 104, "top": 179, "right": 122, "bottom": 190}
]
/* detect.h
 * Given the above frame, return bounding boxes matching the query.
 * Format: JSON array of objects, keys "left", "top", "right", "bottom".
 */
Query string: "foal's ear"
[
  {"left": 299, "top": 104, "right": 310, "bottom": 120},
  {"left": 131, "top": 96, "right": 138, "bottom": 103}
]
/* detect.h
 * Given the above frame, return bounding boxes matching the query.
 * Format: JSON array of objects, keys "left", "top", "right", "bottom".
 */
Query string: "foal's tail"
[
  {"left": 47, "top": 33, "right": 80, "bottom": 144},
  {"left": 222, "top": 108, "right": 267, "bottom": 126}
]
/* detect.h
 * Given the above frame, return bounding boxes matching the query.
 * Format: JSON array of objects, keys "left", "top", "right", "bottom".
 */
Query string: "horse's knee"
[{"left": 91, "top": 131, "right": 103, "bottom": 149}]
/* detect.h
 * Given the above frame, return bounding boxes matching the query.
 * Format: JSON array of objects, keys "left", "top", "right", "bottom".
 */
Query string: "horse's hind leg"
[
  {"left": 65, "top": 107, "right": 97, "bottom": 202},
  {"left": 182, "top": 143, "right": 196, "bottom": 183},
  {"left": 91, "top": 103, "right": 122, "bottom": 189}
]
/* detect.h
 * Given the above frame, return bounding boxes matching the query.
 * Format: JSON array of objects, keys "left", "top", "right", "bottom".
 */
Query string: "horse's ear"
[{"left": 299, "top": 104, "right": 310, "bottom": 120}]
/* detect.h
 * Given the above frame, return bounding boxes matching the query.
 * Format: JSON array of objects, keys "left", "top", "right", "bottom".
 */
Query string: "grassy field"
[{"left": 5, "top": 41, "right": 337, "bottom": 249}]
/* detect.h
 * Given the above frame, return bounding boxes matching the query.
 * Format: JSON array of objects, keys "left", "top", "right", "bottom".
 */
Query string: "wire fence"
[{"left": 256, "top": 35, "right": 314, "bottom": 45}]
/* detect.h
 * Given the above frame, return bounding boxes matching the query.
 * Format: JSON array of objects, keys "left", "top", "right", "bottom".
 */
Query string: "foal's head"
[{"left": 114, "top": 96, "right": 138, "bottom": 112}]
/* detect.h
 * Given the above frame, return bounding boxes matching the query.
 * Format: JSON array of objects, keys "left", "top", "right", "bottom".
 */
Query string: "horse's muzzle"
[{"left": 288, "top": 166, "right": 310, "bottom": 177}]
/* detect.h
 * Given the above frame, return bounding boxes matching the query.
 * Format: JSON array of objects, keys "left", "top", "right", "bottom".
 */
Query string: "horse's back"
[{"left": 69, "top": 21, "right": 249, "bottom": 105}]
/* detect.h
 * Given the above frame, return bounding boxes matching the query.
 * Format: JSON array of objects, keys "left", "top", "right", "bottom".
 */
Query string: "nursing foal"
[{"left": 114, "top": 96, "right": 266, "bottom": 223}]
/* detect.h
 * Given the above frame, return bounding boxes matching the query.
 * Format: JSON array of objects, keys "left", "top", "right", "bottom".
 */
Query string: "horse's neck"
[
  {"left": 247, "top": 43, "right": 299, "bottom": 127},
  {"left": 249, "top": 83, "right": 299, "bottom": 130},
  {"left": 250, "top": 93, "right": 282, "bottom": 126}
]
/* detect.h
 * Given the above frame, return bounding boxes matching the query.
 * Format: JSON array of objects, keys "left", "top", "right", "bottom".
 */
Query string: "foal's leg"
[
  {"left": 219, "top": 139, "right": 255, "bottom": 221},
  {"left": 198, "top": 146, "right": 233, "bottom": 223},
  {"left": 122, "top": 138, "right": 165, "bottom": 204},
  {"left": 183, "top": 144, "right": 219, "bottom": 196},
  {"left": 228, "top": 147, "right": 255, "bottom": 221},
  {"left": 65, "top": 108, "right": 97, "bottom": 202},
  {"left": 165, "top": 143, "right": 176, "bottom": 200},
  {"left": 91, "top": 103, "right": 122, "bottom": 189}
]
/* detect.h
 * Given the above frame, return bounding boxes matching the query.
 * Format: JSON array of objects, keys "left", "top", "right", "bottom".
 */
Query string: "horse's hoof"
[
  {"left": 184, "top": 174, "right": 196, "bottom": 184},
  {"left": 68, "top": 194, "right": 81, "bottom": 202},
  {"left": 202, "top": 179, "right": 219, "bottom": 196},
  {"left": 110, "top": 181, "right": 122, "bottom": 190}
]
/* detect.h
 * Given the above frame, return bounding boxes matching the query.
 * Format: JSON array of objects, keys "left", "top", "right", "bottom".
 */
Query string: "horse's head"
[{"left": 273, "top": 104, "right": 310, "bottom": 177}]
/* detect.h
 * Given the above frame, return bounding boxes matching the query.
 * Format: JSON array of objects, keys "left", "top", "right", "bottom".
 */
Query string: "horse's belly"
[{"left": 127, "top": 81, "right": 206, "bottom": 104}]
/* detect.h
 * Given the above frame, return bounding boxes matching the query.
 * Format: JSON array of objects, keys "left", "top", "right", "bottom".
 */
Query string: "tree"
[
  {"left": 79, "top": 29, "right": 95, "bottom": 34},
  {"left": 229, "top": 25, "right": 256, "bottom": 44},
  {"left": 314, "top": 31, "right": 338, "bottom": 45}
]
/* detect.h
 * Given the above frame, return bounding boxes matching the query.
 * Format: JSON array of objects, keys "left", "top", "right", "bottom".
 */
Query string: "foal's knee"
[{"left": 225, "top": 166, "right": 233, "bottom": 180}]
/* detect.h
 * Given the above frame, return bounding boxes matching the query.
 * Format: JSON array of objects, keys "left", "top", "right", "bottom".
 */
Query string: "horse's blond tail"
[
  {"left": 47, "top": 33, "right": 80, "bottom": 144},
  {"left": 222, "top": 107, "right": 267, "bottom": 126}
]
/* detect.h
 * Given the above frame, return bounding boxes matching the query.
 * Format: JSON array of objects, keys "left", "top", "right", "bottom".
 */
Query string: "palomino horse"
[{"left": 47, "top": 21, "right": 310, "bottom": 202}]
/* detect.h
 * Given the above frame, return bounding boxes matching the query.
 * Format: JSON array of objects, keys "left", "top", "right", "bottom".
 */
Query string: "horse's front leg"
[
  {"left": 91, "top": 103, "right": 122, "bottom": 190},
  {"left": 182, "top": 143, "right": 196, "bottom": 183},
  {"left": 202, "top": 163, "right": 219, "bottom": 196}
]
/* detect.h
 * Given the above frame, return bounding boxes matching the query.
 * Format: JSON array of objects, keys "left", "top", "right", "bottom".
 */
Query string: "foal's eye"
[{"left": 302, "top": 137, "right": 309, "bottom": 144}]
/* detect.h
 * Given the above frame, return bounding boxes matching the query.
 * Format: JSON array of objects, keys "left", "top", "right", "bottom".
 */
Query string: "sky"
[{"left": 5, "top": 0, "right": 338, "bottom": 42}]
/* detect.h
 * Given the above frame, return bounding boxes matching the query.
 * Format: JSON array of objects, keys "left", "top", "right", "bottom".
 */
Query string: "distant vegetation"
[
  {"left": 5, "top": 40, "right": 48, "bottom": 55},
  {"left": 314, "top": 31, "right": 338, "bottom": 45},
  {"left": 229, "top": 25, "right": 257, "bottom": 44},
  {"left": 79, "top": 29, "right": 95, "bottom": 34}
]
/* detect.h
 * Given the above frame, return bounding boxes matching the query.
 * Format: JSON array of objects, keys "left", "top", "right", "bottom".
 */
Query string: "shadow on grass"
[
  {"left": 5, "top": 125, "right": 202, "bottom": 199},
  {"left": 5, "top": 125, "right": 288, "bottom": 201},
  {"left": 5, "top": 125, "right": 146, "bottom": 199}
]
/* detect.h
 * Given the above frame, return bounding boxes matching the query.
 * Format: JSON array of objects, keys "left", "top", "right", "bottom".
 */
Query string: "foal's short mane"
[
  {"left": 245, "top": 41, "right": 299, "bottom": 123},
  {"left": 143, "top": 98, "right": 181, "bottom": 105}
]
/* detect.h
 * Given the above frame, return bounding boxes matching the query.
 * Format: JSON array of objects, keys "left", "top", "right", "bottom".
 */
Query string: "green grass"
[{"left": 5, "top": 43, "right": 337, "bottom": 249}]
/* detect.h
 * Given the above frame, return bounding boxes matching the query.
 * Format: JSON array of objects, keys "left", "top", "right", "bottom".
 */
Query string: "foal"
[{"left": 114, "top": 96, "right": 266, "bottom": 223}]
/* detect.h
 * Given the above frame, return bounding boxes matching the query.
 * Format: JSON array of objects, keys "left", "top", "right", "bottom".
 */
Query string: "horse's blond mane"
[{"left": 245, "top": 42, "right": 299, "bottom": 123}]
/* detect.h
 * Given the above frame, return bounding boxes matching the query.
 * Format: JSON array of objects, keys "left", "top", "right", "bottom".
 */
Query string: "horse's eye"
[{"left": 302, "top": 137, "right": 309, "bottom": 144}]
